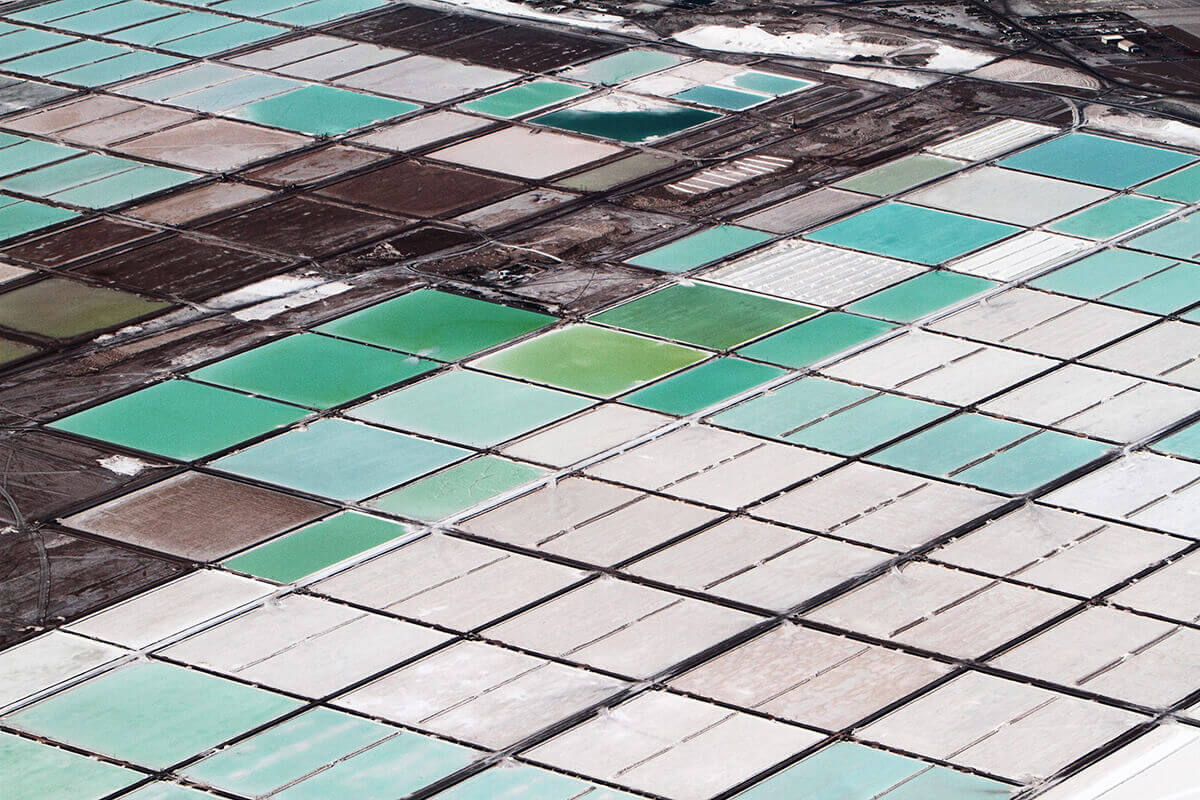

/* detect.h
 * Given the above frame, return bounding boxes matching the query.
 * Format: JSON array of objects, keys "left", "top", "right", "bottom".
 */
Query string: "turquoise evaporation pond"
[
  {"left": 171, "top": 72, "right": 300, "bottom": 112},
  {"left": 195, "top": 0, "right": 382, "bottom": 24},
  {"left": 1, "top": 732, "right": 140, "bottom": 800},
  {"left": 531, "top": 99, "right": 722, "bottom": 144},
  {"left": 0, "top": 28, "right": 78, "bottom": 61},
  {"left": 1154, "top": 419, "right": 1200, "bottom": 460},
  {"left": 806, "top": 203, "right": 1019, "bottom": 266},
  {"left": 433, "top": 763, "right": 639, "bottom": 800},
  {"left": 733, "top": 741, "right": 1013, "bottom": 800},
  {"left": 0, "top": 137, "right": 81, "bottom": 176},
  {"left": 232, "top": 85, "right": 419, "bottom": 135},
  {"left": 1125, "top": 212, "right": 1200, "bottom": 261},
  {"left": 0, "top": 195, "right": 78, "bottom": 242},
  {"left": 117, "top": 62, "right": 245, "bottom": 101},
  {"left": 708, "top": 375, "right": 949, "bottom": 455},
  {"left": 729, "top": 70, "right": 815, "bottom": 95},
  {"left": 871, "top": 413, "right": 1113, "bottom": 494},
  {"left": 211, "top": 417, "right": 470, "bottom": 501},
  {"left": 0, "top": 152, "right": 195, "bottom": 208},
  {"left": 1139, "top": 162, "right": 1200, "bottom": 203},
  {"left": 1, "top": 38, "right": 181, "bottom": 85},
  {"left": 1033, "top": 248, "right": 1200, "bottom": 314},
  {"left": 181, "top": 707, "right": 479, "bottom": 799},
  {"left": 1047, "top": 194, "right": 1179, "bottom": 240},
  {"left": 6, "top": 0, "right": 95, "bottom": 23},
  {"left": 108, "top": 10, "right": 233, "bottom": 48},
  {"left": 567, "top": 49, "right": 682, "bottom": 85},
  {"left": 460, "top": 80, "right": 588, "bottom": 118},
  {"left": 35, "top": 1, "right": 175, "bottom": 36},
  {"left": 999, "top": 132, "right": 1196, "bottom": 189},
  {"left": 56, "top": 50, "right": 182, "bottom": 86},
  {"left": 625, "top": 225, "right": 772, "bottom": 273},
  {"left": 673, "top": 84, "right": 768, "bottom": 110}
]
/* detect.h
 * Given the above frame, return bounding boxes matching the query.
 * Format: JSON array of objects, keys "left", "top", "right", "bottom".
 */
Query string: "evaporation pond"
[{"left": 531, "top": 93, "right": 720, "bottom": 144}]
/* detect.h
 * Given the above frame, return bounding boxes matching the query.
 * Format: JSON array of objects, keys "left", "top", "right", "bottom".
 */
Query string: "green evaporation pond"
[
  {"left": 212, "top": 418, "right": 469, "bottom": 502},
  {"left": 1139, "top": 162, "right": 1200, "bottom": 203},
  {"left": 317, "top": 288, "right": 555, "bottom": 361},
  {"left": 1048, "top": 194, "right": 1178, "bottom": 240},
  {"left": 461, "top": 80, "right": 587, "bottom": 118},
  {"left": 1033, "top": 248, "right": 1200, "bottom": 314},
  {"left": 0, "top": 277, "right": 167, "bottom": 339},
  {"left": 554, "top": 151, "right": 677, "bottom": 192},
  {"left": 0, "top": 337, "right": 39, "bottom": 365},
  {"left": 190, "top": 333, "right": 437, "bottom": 409},
  {"left": 738, "top": 312, "right": 896, "bottom": 368},
  {"left": 223, "top": 512, "right": 415, "bottom": 583},
  {"left": 569, "top": 49, "right": 681, "bottom": 85},
  {"left": 625, "top": 225, "right": 772, "bottom": 273},
  {"left": 733, "top": 741, "right": 1013, "bottom": 800},
  {"left": 673, "top": 84, "right": 767, "bottom": 110},
  {"left": 367, "top": 455, "right": 547, "bottom": 521},
  {"left": 623, "top": 356, "right": 785, "bottom": 415},
  {"left": 5, "top": 662, "right": 301, "bottom": 770},
  {"left": 532, "top": 98, "right": 721, "bottom": 144},
  {"left": 233, "top": 85, "right": 418, "bottom": 135},
  {"left": 807, "top": 203, "right": 1018, "bottom": 265},
  {"left": 474, "top": 324, "right": 706, "bottom": 398},
  {"left": 349, "top": 369, "right": 593, "bottom": 447},
  {"left": 0, "top": 732, "right": 140, "bottom": 800},
  {"left": 847, "top": 271, "right": 994, "bottom": 323},
  {"left": 1153, "top": 421, "right": 1200, "bottom": 461},
  {"left": 50, "top": 379, "right": 307, "bottom": 461},
  {"left": 999, "top": 132, "right": 1196, "bottom": 189},
  {"left": 590, "top": 282, "right": 816, "bottom": 349},
  {"left": 834, "top": 153, "right": 963, "bottom": 197},
  {"left": 1126, "top": 213, "right": 1200, "bottom": 261}
]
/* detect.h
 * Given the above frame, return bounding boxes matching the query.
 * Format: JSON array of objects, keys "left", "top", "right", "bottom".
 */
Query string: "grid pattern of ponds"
[{"left": 1, "top": 1, "right": 1200, "bottom": 799}]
